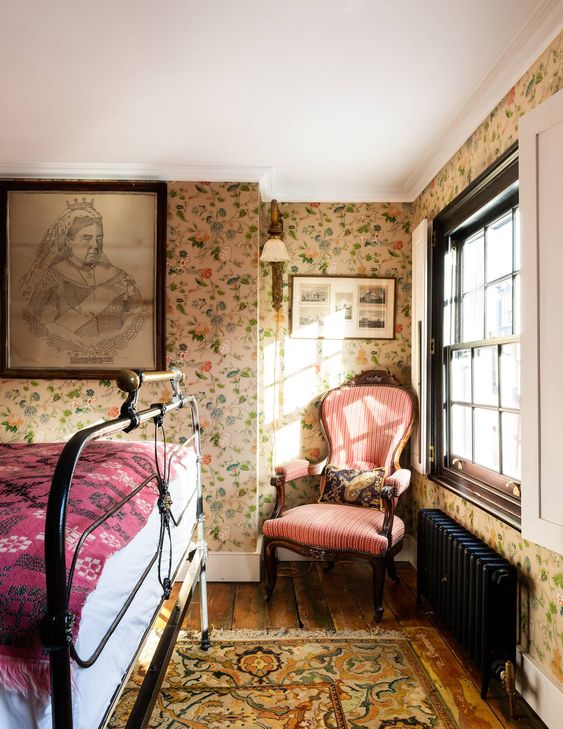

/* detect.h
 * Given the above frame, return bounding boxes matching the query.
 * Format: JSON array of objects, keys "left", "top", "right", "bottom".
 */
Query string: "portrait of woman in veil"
[{"left": 1, "top": 183, "right": 165, "bottom": 376}]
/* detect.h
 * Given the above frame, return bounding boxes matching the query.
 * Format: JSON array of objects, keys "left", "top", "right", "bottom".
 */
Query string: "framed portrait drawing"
[
  {"left": 290, "top": 275, "right": 395, "bottom": 339},
  {"left": 0, "top": 180, "right": 167, "bottom": 378}
]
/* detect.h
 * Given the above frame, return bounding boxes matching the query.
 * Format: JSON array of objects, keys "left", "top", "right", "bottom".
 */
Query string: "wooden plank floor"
[{"left": 170, "top": 561, "right": 546, "bottom": 729}]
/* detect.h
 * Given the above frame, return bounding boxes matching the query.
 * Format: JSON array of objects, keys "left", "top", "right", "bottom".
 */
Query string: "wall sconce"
[{"left": 260, "top": 199, "right": 289, "bottom": 311}]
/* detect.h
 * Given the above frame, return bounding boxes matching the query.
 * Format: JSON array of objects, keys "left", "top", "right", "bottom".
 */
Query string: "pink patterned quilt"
[{"left": 0, "top": 440, "right": 182, "bottom": 697}]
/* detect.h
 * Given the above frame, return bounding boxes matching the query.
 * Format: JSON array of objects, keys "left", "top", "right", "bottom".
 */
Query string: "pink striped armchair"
[{"left": 262, "top": 370, "right": 416, "bottom": 623}]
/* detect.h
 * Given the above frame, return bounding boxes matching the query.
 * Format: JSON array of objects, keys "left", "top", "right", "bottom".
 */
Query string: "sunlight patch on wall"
[
  {"left": 283, "top": 336, "right": 317, "bottom": 376},
  {"left": 275, "top": 419, "right": 302, "bottom": 464},
  {"left": 281, "top": 335, "right": 345, "bottom": 416},
  {"left": 283, "top": 365, "right": 318, "bottom": 416},
  {"left": 320, "top": 338, "right": 344, "bottom": 383},
  {"left": 263, "top": 340, "right": 277, "bottom": 387},
  {"left": 264, "top": 381, "right": 275, "bottom": 426},
  {"left": 282, "top": 336, "right": 318, "bottom": 416},
  {"left": 320, "top": 336, "right": 344, "bottom": 359}
]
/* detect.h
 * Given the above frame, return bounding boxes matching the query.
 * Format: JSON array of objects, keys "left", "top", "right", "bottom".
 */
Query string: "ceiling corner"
[{"left": 403, "top": 0, "right": 563, "bottom": 203}]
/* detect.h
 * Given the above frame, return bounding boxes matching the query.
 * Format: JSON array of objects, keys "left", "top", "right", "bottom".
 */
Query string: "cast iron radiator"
[{"left": 417, "top": 509, "right": 517, "bottom": 699}]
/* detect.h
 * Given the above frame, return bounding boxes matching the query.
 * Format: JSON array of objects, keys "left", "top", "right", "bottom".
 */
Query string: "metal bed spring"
[{"left": 39, "top": 367, "right": 210, "bottom": 729}]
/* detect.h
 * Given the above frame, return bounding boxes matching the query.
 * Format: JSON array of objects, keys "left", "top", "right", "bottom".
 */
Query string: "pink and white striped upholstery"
[
  {"left": 274, "top": 459, "right": 310, "bottom": 482},
  {"left": 321, "top": 385, "right": 414, "bottom": 474},
  {"left": 263, "top": 503, "right": 405, "bottom": 555},
  {"left": 384, "top": 468, "right": 411, "bottom": 499}
]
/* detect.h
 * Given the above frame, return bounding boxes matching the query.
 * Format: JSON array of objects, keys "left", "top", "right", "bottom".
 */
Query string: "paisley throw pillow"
[{"left": 318, "top": 464, "right": 386, "bottom": 509}]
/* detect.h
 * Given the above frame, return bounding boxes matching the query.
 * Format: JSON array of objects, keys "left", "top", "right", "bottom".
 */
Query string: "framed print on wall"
[
  {"left": 0, "top": 180, "right": 167, "bottom": 378},
  {"left": 290, "top": 275, "right": 395, "bottom": 339}
]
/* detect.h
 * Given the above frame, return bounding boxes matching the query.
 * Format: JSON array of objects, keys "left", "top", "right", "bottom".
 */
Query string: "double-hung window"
[{"left": 430, "top": 145, "right": 521, "bottom": 526}]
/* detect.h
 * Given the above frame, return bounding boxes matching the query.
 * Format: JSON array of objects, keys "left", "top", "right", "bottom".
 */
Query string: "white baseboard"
[
  {"left": 206, "top": 535, "right": 263, "bottom": 582},
  {"left": 204, "top": 533, "right": 417, "bottom": 581},
  {"left": 191, "top": 533, "right": 414, "bottom": 581},
  {"left": 400, "top": 534, "right": 417, "bottom": 566},
  {"left": 516, "top": 649, "right": 563, "bottom": 728}
]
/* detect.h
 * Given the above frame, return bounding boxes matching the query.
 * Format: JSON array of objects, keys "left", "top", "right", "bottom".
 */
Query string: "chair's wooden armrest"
[
  {"left": 269, "top": 460, "right": 309, "bottom": 519},
  {"left": 384, "top": 469, "right": 411, "bottom": 498},
  {"left": 379, "top": 470, "right": 410, "bottom": 543},
  {"left": 269, "top": 458, "right": 327, "bottom": 519}
]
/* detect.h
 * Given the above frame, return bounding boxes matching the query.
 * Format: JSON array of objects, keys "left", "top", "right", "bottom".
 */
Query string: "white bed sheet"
[{"left": 0, "top": 444, "right": 199, "bottom": 729}]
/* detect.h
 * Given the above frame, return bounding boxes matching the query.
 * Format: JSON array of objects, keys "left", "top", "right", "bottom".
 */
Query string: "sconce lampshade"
[{"left": 260, "top": 237, "right": 290, "bottom": 263}]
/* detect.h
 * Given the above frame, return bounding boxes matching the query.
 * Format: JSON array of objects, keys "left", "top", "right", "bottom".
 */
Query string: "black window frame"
[{"left": 430, "top": 143, "right": 521, "bottom": 528}]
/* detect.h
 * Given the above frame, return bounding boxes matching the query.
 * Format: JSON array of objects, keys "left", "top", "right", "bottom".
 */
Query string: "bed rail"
[{"left": 40, "top": 367, "right": 209, "bottom": 729}]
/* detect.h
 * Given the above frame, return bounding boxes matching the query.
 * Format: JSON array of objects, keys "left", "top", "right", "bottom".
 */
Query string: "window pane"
[
  {"left": 500, "top": 343, "right": 520, "bottom": 408},
  {"left": 486, "top": 278, "right": 513, "bottom": 338},
  {"left": 473, "top": 346, "right": 498, "bottom": 405},
  {"left": 462, "top": 290, "right": 484, "bottom": 342},
  {"left": 462, "top": 232, "right": 484, "bottom": 293},
  {"left": 443, "top": 246, "right": 456, "bottom": 347},
  {"left": 451, "top": 349, "right": 471, "bottom": 402},
  {"left": 444, "top": 247, "right": 453, "bottom": 302},
  {"left": 514, "top": 207, "right": 520, "bottom": 271},
  {"left": 451, "top": 404, "right": 472, "bottom": 459},
  {"left": 486, "top": 212, "right": 512, "bottom": 282},
  {"left": 502, "top": 412, "right": 521, "bottom": 480},
  {"left": 443, "top": 302, "right": 452, "bottom": 347},
  {"left": 513, "top": 274, "right": 520, "bottom": 335},
  {"left": 474, "top": 408, "right": 499, "bottom": 471}
]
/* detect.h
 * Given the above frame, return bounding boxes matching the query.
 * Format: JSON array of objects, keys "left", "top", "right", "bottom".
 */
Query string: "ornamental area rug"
[{"left": 109, "top": 629, "right": 458, "bottom": 729}]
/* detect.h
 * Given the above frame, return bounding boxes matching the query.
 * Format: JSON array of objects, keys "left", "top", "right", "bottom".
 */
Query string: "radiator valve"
[{"left": 500, "top": 660, "right": 516, "bottom": 718}]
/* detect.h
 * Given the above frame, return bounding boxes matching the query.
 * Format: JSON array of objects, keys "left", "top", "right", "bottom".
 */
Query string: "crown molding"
[
  {"left": 264, "top": 185, "right": 409, "bottom": 203},
  {"left": 0, "top": 163, "right": 407, "bottom": 202},
  {"left": 403, "top": 0, "right": 563, "bottom": 202},
  {"left": 259, "top": 166, "right": 408, "bottom": 202},
  {"left": 0, "top": 162, "right": 273, "bottom": 183},
  {"left": 258, "top": 167, "right": 277, "bottom": 201}
]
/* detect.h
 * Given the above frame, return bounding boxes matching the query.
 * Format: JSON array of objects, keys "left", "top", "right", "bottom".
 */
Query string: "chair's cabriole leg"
[
  {"left": 372, "top": 558, "right": 386, "bottom": 623},
  {"left": 264, "top": 539, "right": 278, "bottom": 601}
]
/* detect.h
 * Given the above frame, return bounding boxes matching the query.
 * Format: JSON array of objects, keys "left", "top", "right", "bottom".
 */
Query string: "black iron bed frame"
[{"left": 39, "top": 367, "right": 210, "bottom": 729}]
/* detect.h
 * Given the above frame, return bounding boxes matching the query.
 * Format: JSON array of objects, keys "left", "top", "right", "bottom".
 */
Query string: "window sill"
[{"left": 428, "top": 472, "right": 521, "bottom": 532}]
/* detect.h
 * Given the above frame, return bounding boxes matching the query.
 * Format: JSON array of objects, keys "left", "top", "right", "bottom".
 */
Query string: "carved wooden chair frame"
[{"left": 263, "top": 369, "right": 416, "bottom": 622}]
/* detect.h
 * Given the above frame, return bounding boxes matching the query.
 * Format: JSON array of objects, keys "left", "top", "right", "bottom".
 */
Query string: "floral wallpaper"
[
  {"left": 258, "top": 202, "right": 413, "bottom": 519},
  {"left": 0, "top": 182, "right": 260, "bottom": 552},
  {"left": 411, "top": 32, "right": 562, "bottom": 685},
  {"left": 165, "top": 182, "right": 260, "bottom": 551}
]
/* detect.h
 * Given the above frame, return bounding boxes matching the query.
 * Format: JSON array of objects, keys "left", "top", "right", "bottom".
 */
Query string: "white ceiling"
[{"left": 0, "top": 0, "right": 561, "bottom": 202}]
